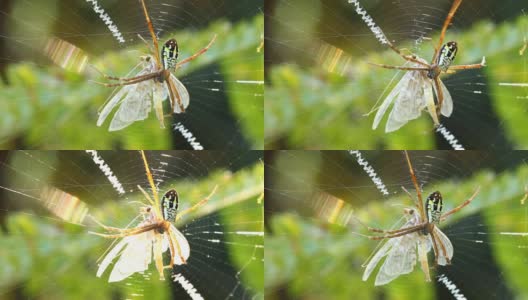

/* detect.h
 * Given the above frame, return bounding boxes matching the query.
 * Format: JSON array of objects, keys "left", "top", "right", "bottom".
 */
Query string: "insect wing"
[
  {"left": 96, "top": 235, "right": 129, "bottom": 278},
  {"left": 375, "top": 232, "right": 419, "bottom": 285},
  {"left": 363, "top": 212, "right": 420, "bottom": 285},
  {"left": 423, "top": 79, "right": 440, "bottom": 126},
  {"left": 153, "top": 81, "right": 168, "bottom": 129},
  {"left": 168, "top": 74, "right": 190, "bottom": 113},
  {"left": 97, "top": 84, "right": 133, "bottom": 127},
  {"left": 169, "top": 224, "right": 190, "bottom": 265},
  {"left": 108, "top": 231, "right": 154, "bottom": 282},
  {"left": 385, "top": 71, "right": 426, "bottom": 132},
  {"left": 433, "top": 79, "right": 453, "bottom": 117},
  {"left": 108, "top": 81, "right": 152, "bottom": 131},
  {"left": 417, "top": 234, "right": 432, "bottom": 282},
  {"left": 362, "top": 236, "right": 394, "bottom": 282},
  {"left": 373, "top": 71, "right": 409, "bottom": 130},
  {"left": 433, "top": 226, "right": 454, "bottom": 265}
]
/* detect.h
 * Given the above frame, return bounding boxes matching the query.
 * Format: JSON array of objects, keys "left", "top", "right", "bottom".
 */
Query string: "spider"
[
  {"left": 371, "top": 0, "right": 486, "bottom": 132},
  {"left": 95, "top": 0, "right": 217, "bottom": 131},
  {"left": 89, "top": 150, "right": 218, "bottom": 282},
  {"left": 361, "top": 151, "right": 480, "bottom": 285}
]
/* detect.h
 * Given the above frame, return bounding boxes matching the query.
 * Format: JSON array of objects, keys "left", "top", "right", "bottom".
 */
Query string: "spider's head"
[
  {"left": 162, "top": 38, "right": 179, "bottom": 70},
  {"left": 426, "top": 191, "right": 443, "bottom": 224},
  {"left": 162, "top": 189, "right": 179, "bottom": 222}
]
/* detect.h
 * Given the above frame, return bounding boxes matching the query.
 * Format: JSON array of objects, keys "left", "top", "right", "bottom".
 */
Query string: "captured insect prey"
[
  {"left": 95, "top": 0, "right": 217, "bottom": 131},
  {"left": 371, "top": 0, "right": 486, "bottom": 133},
  {"left": 89, "top": 151, "right": 218, "bottom": 282},
  {"left": 362, "top": 151, "right": 480, "bottom": 285}
]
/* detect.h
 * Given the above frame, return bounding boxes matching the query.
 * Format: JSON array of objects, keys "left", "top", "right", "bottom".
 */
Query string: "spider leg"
[
  {"left": 140, "top": 151, "right": 161, "bottom": 216},
  {"left": 404, "top": 151, "right": 426, "bottom": 218},
  {"left": 433, "top": 229, "right": 451, "bottom": 264},
  {"left": 434, "top": 77, "right": 444, "bottom": 116},
  {"left": 368, "top": 222, "right": 426, "bottom": 235},
  {"left": 88, "top": 215, "right": 126, "bottom": 232},
  {"left": 166, "top": 77, "right": 184, "bottom": 112},
  {"left": 401, "top": 186, "right": 422, "bottom": 209},
  {"left": 88, "top": 223, "right": 159, "bottom": 238},
  {"left": 368, "top": 225, "right": 425, "bottom": 240},
  {"left": 175, "top": 34, "right": 217, "bottom": 68},
  {"left": 448, "top": 57, "right": 486, "bottom": 70},
  {"left": 384, "top": 43, "right": 430, "bottom": 67},
  {"left": 440, "top": 186, "right": 480, "bottom": 221},
  {"left": 140, "top": 0, "right": 161, "bottom": 67},
  {"left": 432, "top": 0, "right": 463, "bottom": 62},
  {"left": 430, "top": 228, "right": 441, "bottom": 265},
  {"left": 91, "top": 72, "right": 160, "bottom": 87},
  {"left": 137, "top": 185, "right": 157, "bottom": 208},
  {"left": 169, "top": 228, "right": 187, "bottom": 264},
  {"left": 93, "top": 67, "right": 160, "bottom": 82},
  {"left": 175, "top": 185, "right": 218, "bottom": 221},
  {"left": 368, "top": 62, "right": 430, "bottom": 71},
  {"left": 164, "top": 232, "right": 176, "bottom": 269},
  {"left": 153, "top": 232, "right": 165, "bottom": 280},
  {"left": 137, "top": 33, "right": 156, "bottom": 56}
]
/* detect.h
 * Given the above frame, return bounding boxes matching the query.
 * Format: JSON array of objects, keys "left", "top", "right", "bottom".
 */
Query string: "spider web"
[
  {"left": 0, "top": 150, "right": 264, "bottom": 300},
  {"left": 265, "top": 0, "right": 528, "bottom": 150},
  {"left": 265, "top": 150, "right": 528, "bottom": 299},
  {"left": 0, "top": 0, "right": 263, "bottom": 149}
]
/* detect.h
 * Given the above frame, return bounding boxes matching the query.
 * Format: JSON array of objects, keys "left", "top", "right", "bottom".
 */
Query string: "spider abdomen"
[
  {"left": 162, "top": 39, "right": 179, "bottom": 70},
  {"left": 427, "top": 41, "right": 457, "bottom": 79},
  {"left": 426, "top": 191, "right": 443, "bottom": 224},
  {"left": 162, "top": 189, "right": 179, "bottom": 222},
  {"left": 437, "top": 41, "right": 457, "bottom": 72}
]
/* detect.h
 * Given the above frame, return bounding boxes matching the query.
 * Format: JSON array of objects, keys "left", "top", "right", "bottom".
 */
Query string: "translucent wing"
[
  {"left": 424, "top": 80, "right": 440, "bottom": 126},
  {"left": 153, "top": 81, "right": 168, "bottom": 129},
  {"left": 153, "top": 229, "right": 165, "bottom": 279},
  {"left": 363, "top": 209, "right": 422, "bottom": 285},
  {"left": 96, "top": 235, "right": 129, "bottom": 278},
  {"left": 372, "top": 57, "right": 444, "bottom": 132},
  {"left": 107, "top": 230, "right": 154, "bottom": 282},
  {"left": 434, "top": 79, "right": 453, "bottom": 117},
  {"left": 385, "top": 70, "right": 428, "bottom": 132},
  {"left": 433, "top": 226, "right": 454, "bottom": 266},
  {"left": 362, "top": 237, "right": 396, "bottom": 282},
  {"left": 96, "top": 60, "right": 145, "bottom": 126},
  {"left": 417, "top": 234, "right": 432, "bottom": 282},
  {"left": 169, "top": 224, "right": 190, "bottom": 265},
  {"left": 108, "top": 81, "right": 153, "bottom": 131},
  {"left": 373, "top": 70, "right": 411, "bottom": 130},
  {"left": 374, "top": 231, "right": 419, "bottom": 285},
  {"left": 168, "top": 74, "right": 190, "bottom": 113},
  {"left": 97, "top": 84, "right": 134, "bottom": 128},
  {"left": 97, "top": 55, "right": 164, "bottom": 131}
]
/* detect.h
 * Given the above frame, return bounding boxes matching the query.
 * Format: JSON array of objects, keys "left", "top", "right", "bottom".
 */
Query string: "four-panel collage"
[{"left": 1, "top": 0, "right": 528, "bottom": 299}]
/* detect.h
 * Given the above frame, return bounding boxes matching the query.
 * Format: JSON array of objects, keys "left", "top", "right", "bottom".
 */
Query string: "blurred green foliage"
[
  {"left": 265, "top": 14, "right": 528, "bottom": 149},
  {"left": 0, "top": 15, "right": 263, "bottom": 149},
  {"left": 0, "top": 163, "right": 263, "bottom": 299},
  {"left": 265, "top": 163, "right": 528, "bottom": 299}
]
